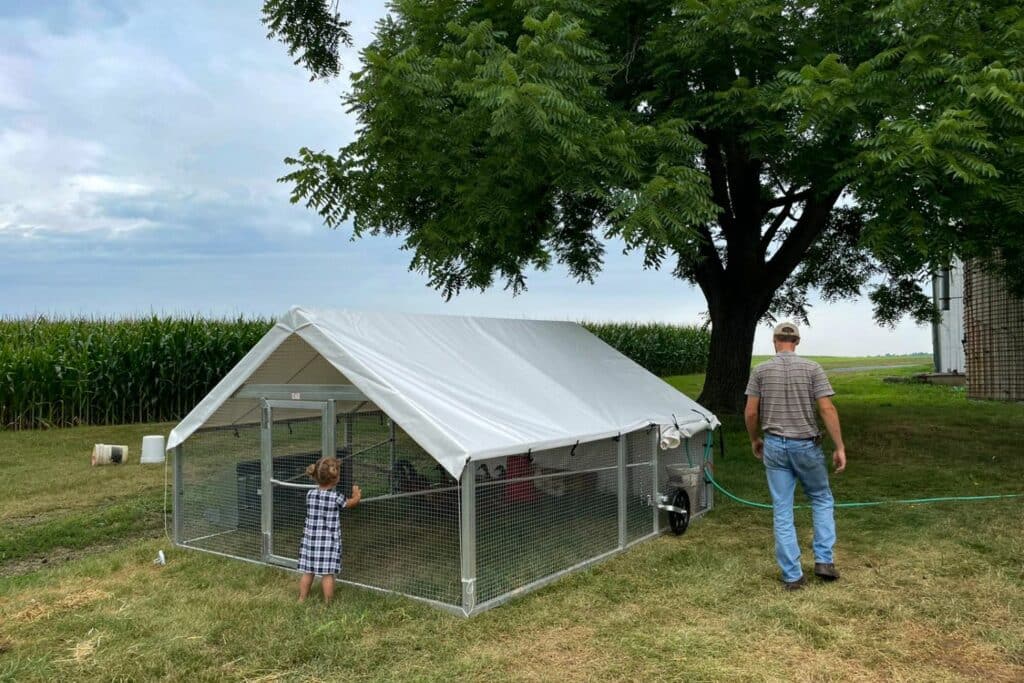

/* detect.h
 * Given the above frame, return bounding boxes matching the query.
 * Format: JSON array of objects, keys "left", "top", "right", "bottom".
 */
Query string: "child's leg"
[
  {"left": 299, "top": 573, "right": 314, "bottom": 602},
  {"left": 322, "top": 574, "right": 335, "bottom": 603}
]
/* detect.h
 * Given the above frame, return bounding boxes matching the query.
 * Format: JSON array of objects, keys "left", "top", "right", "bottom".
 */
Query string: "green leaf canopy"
[{"left": 272, "top": 0, "right": 1024, "bottom": 410}]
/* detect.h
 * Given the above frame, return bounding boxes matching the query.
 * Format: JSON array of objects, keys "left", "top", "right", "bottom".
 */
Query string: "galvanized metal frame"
[
  {"left": 460, "top": 467, "right": 476, "bottom": 614},
  {"left": 475, "top": 463, "right": 616, "bottom": 489},
  {"left": 322, "top": 399, "right": 336, "bottom": 460},
  {"left": 650, "top": 427, "right": 660, "bottom": 533},
  {"left": 361, "top": 484, "right": 460, "bottom": 505},
  {"left": 264, "top": 399, "right": 331, "bottom": 412},
  {"left": 172, "top": 444, "right": 183, "bottom": 543},
  {"left": 388, "top": 418, "right": 396, "bottom": 481},
  {"left": 236, "top": 384, "right": 367, "bottom": 401},
  {"left": 260, "top": 401, "right": 272, "bottom": 561},
  {"left": 334, "top": 576, "right": 467, "bottom": 616},
  {"left": 260, "top": 398, "right": 335, "bottom": 566},
  {"left": 169, "top": 542, "right": 465, "bottom": 616},
  {"left": 616, "top": 434, "right": 627, "bottom": 549},
  {"left": 344, "top": 413, "right": 353, "bottom": 452}
]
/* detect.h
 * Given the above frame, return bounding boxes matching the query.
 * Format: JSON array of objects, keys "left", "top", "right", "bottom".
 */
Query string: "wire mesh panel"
[
  {"left": 626, "top": 429, "right": 656, "bottom": 543},
  {"left": 179, "top": 410, "right": 712, "bottom": 614},
  {"left": 266, "top": 413, "right": 325, "bottom": 562},
  {"left": 339, "top": 412, "right": 461, "bottom": 606},
  {"left": 179, "top": 423, "right": 262, "bottom": 561},
  {"left": 473, "top": 436, "right": 621, "bottom": 606},
  {"left": 177, "top": 407, "right": 461, "bottom": 608},
  {"left": 965, "top": 259, "right": 1024, "bottom": 401}
]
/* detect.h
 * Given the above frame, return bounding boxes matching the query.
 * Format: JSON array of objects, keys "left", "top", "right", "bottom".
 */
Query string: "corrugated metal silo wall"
[{"left": 964, "top": 261, "right": 1024, "bottom": 401}]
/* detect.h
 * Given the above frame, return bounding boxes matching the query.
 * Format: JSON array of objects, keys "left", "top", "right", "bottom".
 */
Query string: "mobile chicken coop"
[{"left": 167, "top": 307, "right": 719, "bottom": 615}]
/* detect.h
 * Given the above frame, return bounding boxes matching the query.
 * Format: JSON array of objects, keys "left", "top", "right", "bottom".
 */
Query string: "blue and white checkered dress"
[{"left": 297, "top": 489, "right": 348, "bottom": 576}]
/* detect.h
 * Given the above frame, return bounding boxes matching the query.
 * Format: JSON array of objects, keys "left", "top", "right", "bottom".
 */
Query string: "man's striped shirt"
[{"left": 745, "top": 352, "right": 834, "bottom": 439}]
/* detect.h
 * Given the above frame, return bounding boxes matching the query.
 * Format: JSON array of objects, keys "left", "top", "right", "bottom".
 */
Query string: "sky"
[{"left": 0, "top": 0, "right": 931, "bottom": 356}]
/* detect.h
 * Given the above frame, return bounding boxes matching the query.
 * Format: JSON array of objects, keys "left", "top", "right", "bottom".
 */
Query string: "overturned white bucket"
[
  {"left": 140, "top": 435, "right": 166, "bottom": 464},
  {"left": 92, "top": 444, "right": 128, "bottom": 466}
]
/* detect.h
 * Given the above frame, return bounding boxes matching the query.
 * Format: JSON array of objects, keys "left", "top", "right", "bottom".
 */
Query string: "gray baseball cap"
[{"left": 772, "top": 321, "right": 800, "bottom": 338}]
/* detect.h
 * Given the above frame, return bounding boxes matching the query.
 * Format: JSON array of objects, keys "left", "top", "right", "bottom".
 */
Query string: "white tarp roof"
[{"left": 168, "top": 306, "right": 719, "bottom": 478}]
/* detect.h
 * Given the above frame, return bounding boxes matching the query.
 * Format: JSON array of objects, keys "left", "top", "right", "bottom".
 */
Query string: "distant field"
[
  {"left": 0, "top": 364, "right": 1021, "bottom": 681},
  {"left": 751, "top": 354, "right": 931, "bottom": 370}
]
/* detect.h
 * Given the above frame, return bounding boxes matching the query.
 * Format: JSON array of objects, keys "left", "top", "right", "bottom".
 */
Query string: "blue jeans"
[{"left": 763, "top": 434, "right": 836, "bottom": 582}]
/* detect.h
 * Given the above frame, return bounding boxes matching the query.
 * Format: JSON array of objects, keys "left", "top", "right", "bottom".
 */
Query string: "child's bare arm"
[{"left": 343, "top": 484, "right": 362, "bottom": 508}]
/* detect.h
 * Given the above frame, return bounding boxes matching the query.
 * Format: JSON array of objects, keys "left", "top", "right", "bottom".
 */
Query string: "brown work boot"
[
  {"left": 782, "top": 575, "right": 806, "bottom": 591},
  {"left": 814, "top": 563, "right": 840, "bottom": 581}
]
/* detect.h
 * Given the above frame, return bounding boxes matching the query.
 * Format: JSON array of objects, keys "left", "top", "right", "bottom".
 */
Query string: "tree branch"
[
  {"left": 697, "top": 131, "right": 736, "bottom": 236},
  {"left": 764, "top": 189, "right": 843, "bottom": 291},
  {"left": 765, "top": 188, "right": 812, "bottom": 208},
  {"left": 761, "top": 203, "right": 796, "bottom": 252}
]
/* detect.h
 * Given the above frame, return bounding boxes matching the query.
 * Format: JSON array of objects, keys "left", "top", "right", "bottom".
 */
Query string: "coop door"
[{"left": 259, "top": 399, "right": 336, "bottom": 567}]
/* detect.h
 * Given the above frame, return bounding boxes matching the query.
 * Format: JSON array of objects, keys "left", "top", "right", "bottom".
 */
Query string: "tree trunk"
[{"left": 697, "top": 302, "right": 761, "bottom": 415}]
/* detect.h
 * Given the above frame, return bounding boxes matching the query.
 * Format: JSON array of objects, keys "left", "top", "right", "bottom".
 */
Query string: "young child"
[{"left": 297, "top": 456, "right": 362, "bottom": 603}]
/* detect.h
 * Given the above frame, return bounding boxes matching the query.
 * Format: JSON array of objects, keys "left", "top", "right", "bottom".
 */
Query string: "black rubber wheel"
[{"left": 668, "top": 489, "right": 691, "bottom": 536}]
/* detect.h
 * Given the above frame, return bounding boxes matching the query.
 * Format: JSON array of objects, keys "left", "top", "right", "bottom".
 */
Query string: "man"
[{"left": 744, "top": 321, "right": 847, "bottom": 590}]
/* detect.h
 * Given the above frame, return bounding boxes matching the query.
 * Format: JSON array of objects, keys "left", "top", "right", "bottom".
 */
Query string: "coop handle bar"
[
  {"left": 269, "top": 478, "right": 462, "bottom": 502},
  {"left": 270, "top": 478, "right": 317, "bottom": 490}
]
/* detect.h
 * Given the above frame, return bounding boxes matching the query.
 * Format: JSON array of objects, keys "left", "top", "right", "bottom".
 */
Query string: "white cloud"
[
  {"left": 0, "top": 0, "right": 933, "bottom": 357},
  {"left": 69, "top": 174, "right": 152, "bottom": 196}
]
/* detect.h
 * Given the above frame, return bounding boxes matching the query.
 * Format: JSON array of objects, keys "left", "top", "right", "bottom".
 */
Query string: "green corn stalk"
[
  {"left": 582, "top": 321, "right": 710, "bottom": 377},
  {"left": 0, "top": 316, "right": 273, "bottom": 430},
  {"left": 0, "top": 316, "right": 709, "bottom": 431}
]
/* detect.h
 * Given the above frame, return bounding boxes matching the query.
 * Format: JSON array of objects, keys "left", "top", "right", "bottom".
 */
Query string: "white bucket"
[
  {"left": 666, "top": 463, "right": 704, "bottom": 511},
  {"left": 140, "top": 435, "right": 166, "bottom": 464},
  {"left": 92, "top": 444, "right": 128, "bottom": 466}
]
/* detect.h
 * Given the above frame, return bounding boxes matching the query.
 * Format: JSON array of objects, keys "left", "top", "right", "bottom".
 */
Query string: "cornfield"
[
  {"left": 0, "top": 317, "right": 708, "bottom": 430},
  {"left": 0, "top": 317, "right": 272, "bottom": 430},
  {"left": 582, "top": 322, "right": 710, "bottom": 378}
]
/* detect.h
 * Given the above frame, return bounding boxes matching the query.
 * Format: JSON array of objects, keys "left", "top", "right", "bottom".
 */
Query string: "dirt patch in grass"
[
  {"left": 0, "top": 532, "right": 163, "bottom": 579},
  {"left": 9, "top": 587, "right": 111, "bottom": 623}
]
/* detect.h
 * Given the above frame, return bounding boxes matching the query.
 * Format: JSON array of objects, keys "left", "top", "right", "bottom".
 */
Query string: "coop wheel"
[{"left": 668, "top": 489, "right": 690, "bottom": 536}]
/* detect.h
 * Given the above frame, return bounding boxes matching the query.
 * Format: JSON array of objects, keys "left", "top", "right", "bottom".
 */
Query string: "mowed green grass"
[
  {"left": 0, "top": 423, "right": 175, "bottom": 572},
  {"left": 1, "top": 366, "right": 1023, "bottom": 681}
]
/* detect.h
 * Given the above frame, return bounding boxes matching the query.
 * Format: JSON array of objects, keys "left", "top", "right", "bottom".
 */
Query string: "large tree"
[{"left": 267, "top": 0, "right": 1024, "bottom": 413}]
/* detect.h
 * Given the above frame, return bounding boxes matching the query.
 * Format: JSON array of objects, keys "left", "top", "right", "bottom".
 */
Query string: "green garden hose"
[{"left": 695, "top": 429, "right": 1024, "bottom": 510}]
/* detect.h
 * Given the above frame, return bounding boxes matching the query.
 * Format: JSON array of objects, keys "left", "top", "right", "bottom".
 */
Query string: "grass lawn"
[{"left": 1, "top": 366, "right": 1022, "bottom": 681}]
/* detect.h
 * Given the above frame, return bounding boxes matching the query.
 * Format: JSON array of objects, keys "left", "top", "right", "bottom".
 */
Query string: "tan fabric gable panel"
[{"left": 201, "top": 334, "right": 377, "bottom": 430}]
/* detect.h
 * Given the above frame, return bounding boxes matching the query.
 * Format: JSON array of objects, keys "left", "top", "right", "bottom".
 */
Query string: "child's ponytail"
[{"left": 306, "top": 461, "right": 318, "bottom": 480}]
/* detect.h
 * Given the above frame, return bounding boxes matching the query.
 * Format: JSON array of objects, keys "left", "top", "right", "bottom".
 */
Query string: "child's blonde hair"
[{"left": 306, "top": 456, "right": 341, "bottom": 486}]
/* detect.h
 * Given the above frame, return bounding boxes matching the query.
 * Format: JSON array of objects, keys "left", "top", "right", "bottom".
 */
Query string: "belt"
[{"left": 765, "top": 432, "right": 819, "bottom": 441}]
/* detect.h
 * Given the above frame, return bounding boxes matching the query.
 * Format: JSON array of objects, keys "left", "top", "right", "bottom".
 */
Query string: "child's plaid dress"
[{"left": 297, "top": 489, "right": 348, "bottom": 575}]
